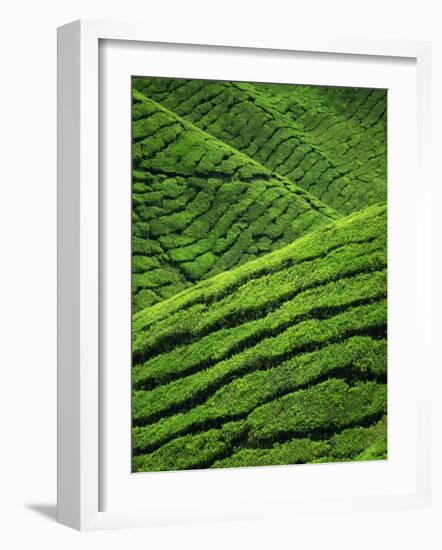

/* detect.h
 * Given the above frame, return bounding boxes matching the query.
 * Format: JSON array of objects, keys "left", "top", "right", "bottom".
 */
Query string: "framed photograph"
[{"left": 57, "top": 19, "right": 433, "bottom": 530}]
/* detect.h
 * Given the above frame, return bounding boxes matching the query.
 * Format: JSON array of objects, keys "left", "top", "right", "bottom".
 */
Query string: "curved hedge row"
[
  {"left": 132, "top": 379, "right": 386, "bottom": 472},
  {"left": 133, "top": 204, "right": 386, "bottom": 335},
  {"left": 212, "top": 417, "right": 387, "bottom": 469},
  {"left": 132, "top": 416, "right": 387, "bottom": 473},
  {"left": 132, "top": 207, "right": 387, "bottom": 470},
  {"left": 133, "top": 270, "right": 386, "bottom": 390},
  {"left": 132, "top": 335, "right": 387, "bottom": 428}
]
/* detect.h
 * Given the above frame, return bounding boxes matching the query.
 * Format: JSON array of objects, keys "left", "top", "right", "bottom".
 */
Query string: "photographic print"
[{"left": 131, "top": 77, "right": 387, "bottom": 473}]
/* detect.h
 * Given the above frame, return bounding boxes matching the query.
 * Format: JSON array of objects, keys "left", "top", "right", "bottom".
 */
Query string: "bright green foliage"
[
  {"left": 132, "top": 330, "right": 386, "bottom": 455},
  {"left": 246, "top": 379, "right": 386, "bottom": 445},
  {"left": 131, "top": 208, "right": 387, "bottom": 468},
  {"left": 131, "top": 77, "right": 388, "bottom": 472},
  {"left": 132, "top": 336, "right": 386, "bottom": 428},
  {"left": 132, "top": 270, "right": 386, "bottom": 390},
  {"left": 133, "top": 78, "right": 387, "bottom": 216},
  {"left": 133, "top": 415, "right": 387, "bottom": 473},
  {"left": 132, "top": 421, "right": 247, "bottom": 472},
  {"left": 212, "top": 417, "right": 387, "bottom": 468},
  {"left": 133, "top": 204, "right": 386, "bottom": 334}
]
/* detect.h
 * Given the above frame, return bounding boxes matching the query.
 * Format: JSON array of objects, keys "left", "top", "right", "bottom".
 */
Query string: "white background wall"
[{"left": 0, "top": 0, "right": 440, "bottom": 548}]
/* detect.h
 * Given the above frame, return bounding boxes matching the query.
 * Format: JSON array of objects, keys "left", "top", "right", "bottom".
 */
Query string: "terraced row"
[
  {"left": 134, "top": 414, "right": 387, "bottom": 472},
  {"left": 133, "top": 300, "right": 386, "bottom": 452},
  {"left": 133, "top": 379, "right": 387, "bottom": 472},
  {"left": 214, "top": 416, "right": 387, "bottom": 469},
  {"left": 252, "top": 82, "right": 387, "bottom": 171},
  {"left": 133, "top": 77, "right": 387, "bottom": 215},
  {"left": 133, "top": 204, "right": 386, "bottom": 344},
  {"left": 133, "top": 269, "right": 386, "bottom": 392},
  {"left": 132, "top": 90, "right": 341, "bottom": 311},
  {"left": 132, "top": 206, "right": 387, "bottom": 470}
]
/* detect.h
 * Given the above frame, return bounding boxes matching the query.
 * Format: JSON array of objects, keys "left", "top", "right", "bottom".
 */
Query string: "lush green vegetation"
[
  {"left": 131, "top": 90, "right": 340, "bottom": 312},
  {"left": 131, "top": 78, "right": 387, "bottom": 472},
  {"left": 133, "top": 78, "right": 387, "bottom": 216}
]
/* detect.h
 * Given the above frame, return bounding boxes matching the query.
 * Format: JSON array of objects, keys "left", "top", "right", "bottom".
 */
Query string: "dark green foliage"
[
  {"left": 131, "top": 89, "right": 342, "bottom": 311},
  {"left": 133, "top": 78, "right": 387, "bottom": 215},
  {"left": 131, "top": 77, "right": 388, "bottom": 472}
]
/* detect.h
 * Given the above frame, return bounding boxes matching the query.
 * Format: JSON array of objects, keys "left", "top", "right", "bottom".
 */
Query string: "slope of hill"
[
  {"left": 132, "top": 90, "right": 340, "bottom": 312},
  {"left": 131, "top": 204, "right": 387, "bottom": 471},
  {"left": 133, "top": 77, "right": 387, "bottom": 215}
]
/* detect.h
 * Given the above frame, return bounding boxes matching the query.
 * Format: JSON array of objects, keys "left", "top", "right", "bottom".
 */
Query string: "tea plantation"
[
  {"left": 132, "top": 90, "right": 340, "bottom": 312},
  {"left": 131, "top": 78, "right": 388, "bottom": 471},
  {"left": 133, "top": 78, "right": 387, "bottom": 215}
]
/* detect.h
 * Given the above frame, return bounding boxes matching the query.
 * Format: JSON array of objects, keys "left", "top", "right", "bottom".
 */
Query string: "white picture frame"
[{"left": 57, "top": 19, "right": 434, "bottom": 531}]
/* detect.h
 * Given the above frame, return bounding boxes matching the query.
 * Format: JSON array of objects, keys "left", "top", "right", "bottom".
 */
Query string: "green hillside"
[
  {"left": 132, "top": 90, "right": 341, "bottom": 312},
  {"left": 133, "top": 78, "right": 387, "bottom": 215},
  {"left": 132, "top": 205, "right": 387, "bottom": 471}
]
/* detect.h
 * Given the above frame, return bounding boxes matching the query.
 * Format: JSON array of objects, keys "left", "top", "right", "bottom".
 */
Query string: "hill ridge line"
[
  {"left": 132, "top": 204, "right": 385, "bottom": 326},
  {"left": 133, "top": 89, "right": 342, "bottom": 221}
]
